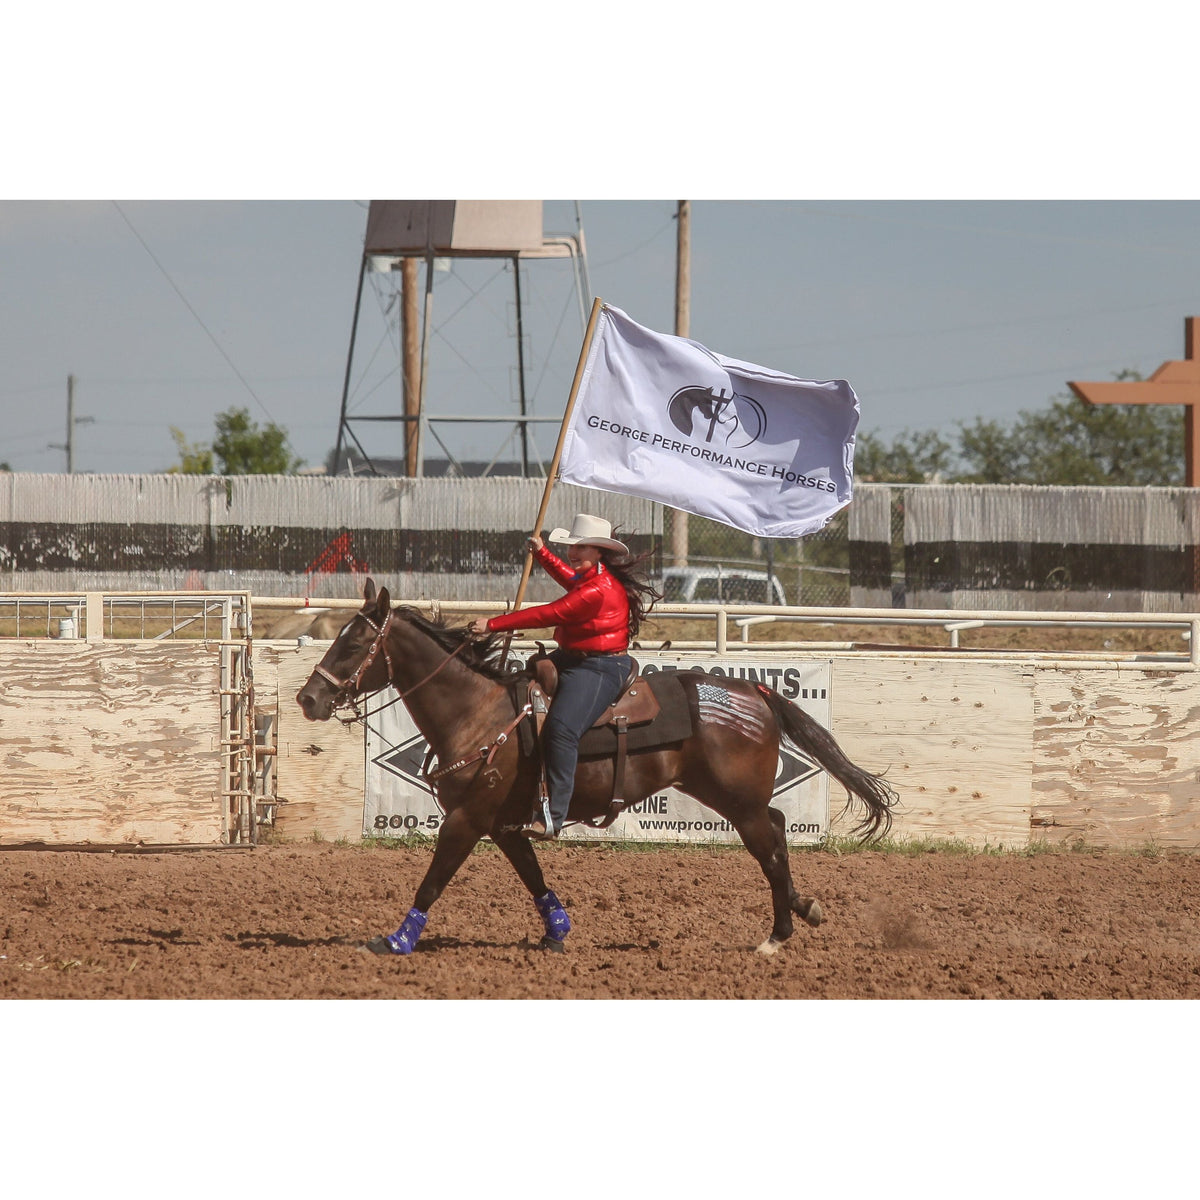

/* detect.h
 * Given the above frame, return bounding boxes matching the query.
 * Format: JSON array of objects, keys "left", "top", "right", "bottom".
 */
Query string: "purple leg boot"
[
  {"left": 534, "top": 889, "right": 571, "bottom": 950},
  {"left": 384, "top": 907, "right": 428, "bottom": 955}
]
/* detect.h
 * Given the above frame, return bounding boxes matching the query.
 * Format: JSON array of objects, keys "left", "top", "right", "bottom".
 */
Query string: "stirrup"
[
  {"left": 522, "top": 795, "right": 556, "bottom": 839},
  {"left": 520, "top": 818, "right": 557, "bottom": 841}
]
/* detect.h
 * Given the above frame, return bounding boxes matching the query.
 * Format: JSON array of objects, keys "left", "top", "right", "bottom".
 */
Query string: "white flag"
[{"left": 558, "top": 304, "right": 859, "bottom": 538}]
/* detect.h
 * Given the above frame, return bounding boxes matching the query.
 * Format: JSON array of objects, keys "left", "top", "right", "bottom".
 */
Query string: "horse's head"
[{"left": 296, "top": 578, "right": 394, "bottom": 721}]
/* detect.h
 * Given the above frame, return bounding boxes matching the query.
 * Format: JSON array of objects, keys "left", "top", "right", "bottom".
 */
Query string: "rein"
[
  {"left": 318, "top": 603, "right": 531, "bottom": 790},
  {"left": 318, "top": 606, "right": 469, "bottom": 722}
]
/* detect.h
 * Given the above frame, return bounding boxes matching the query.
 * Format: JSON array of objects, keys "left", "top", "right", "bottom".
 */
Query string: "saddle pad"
[{"left": 577, "top": 670, "right": 693, "bottom": 758}]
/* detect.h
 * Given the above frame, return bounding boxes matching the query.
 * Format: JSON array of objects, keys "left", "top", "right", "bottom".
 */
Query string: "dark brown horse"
[{"left": 296, "top": 580, "right": 898, "bottom": 957}]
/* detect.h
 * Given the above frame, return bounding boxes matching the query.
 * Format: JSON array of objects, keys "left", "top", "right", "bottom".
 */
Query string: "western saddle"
[{"left": 526, "top": 650, "right": 661, "bottom": 828}]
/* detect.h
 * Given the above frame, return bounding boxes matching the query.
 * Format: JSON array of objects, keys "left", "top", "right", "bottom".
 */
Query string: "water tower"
[{"left": 333, "top": 200, "right": 589, "bottom": 477}]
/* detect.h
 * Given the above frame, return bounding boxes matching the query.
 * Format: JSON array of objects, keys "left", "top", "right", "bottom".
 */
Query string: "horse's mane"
[{"left": 395, "top": 605, "right": 522, "bottom": 684}]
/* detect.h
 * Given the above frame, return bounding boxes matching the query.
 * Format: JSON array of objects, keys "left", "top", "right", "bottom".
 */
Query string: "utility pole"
[
  {"left": 402, "top": 257, "right": 421, "bottom": 476},
  {"left": 49, "top": 374, "right": 94, "bottom": 472},
  {"left": 514, "top": 255, "right": 530, "bottom": 475},
  {"left": 671, "top": 201, "right": 691, "bottom": 567},
  {"left": 66, "top": 374, "right": 77, "bottom": 474}
]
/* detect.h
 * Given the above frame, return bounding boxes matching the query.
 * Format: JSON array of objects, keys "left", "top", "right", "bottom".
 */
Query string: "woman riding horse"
[
  {"left": 470, "top": 512, "right": 659, "bottom": 840},
  {"left": 297, "top": 565, "right": 897, "bottom": 958}
]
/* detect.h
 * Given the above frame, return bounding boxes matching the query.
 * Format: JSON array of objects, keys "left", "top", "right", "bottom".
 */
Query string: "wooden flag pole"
[{"left": 498, "top": 295, "right": 605, "bottom": 663}]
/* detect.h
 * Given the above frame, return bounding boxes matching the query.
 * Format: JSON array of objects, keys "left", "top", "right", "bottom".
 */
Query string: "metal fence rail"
[
  {"left": 0, "top": 592, "right": 249, "bottom": 641},
  {"left": 250, "top": 593, "right": 1200, "bottom": 670}
]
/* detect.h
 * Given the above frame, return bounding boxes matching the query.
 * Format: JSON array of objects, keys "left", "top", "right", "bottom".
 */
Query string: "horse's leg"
[
  {"left": 721, "top": 801, "right": 823, "bottom": 958},
  {"left": 671, "top": 724, "right": 819, "bottom": 955},
  {"left": 364, "top": 805, "right": 483, "bottom": 956},
  {"left": 492, "top": 826, "right": 572, "bottom": 952},
  {"left": 768, "top": 806, "right": 824, "bottom": 933},
  {"left": 726, "top": 804, "right": 801, "bottom": 955}
]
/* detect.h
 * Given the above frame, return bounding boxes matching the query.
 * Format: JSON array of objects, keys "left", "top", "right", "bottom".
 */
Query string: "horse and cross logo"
[{"left": 667, "top": 385, "right": 767, "bottom": 450}]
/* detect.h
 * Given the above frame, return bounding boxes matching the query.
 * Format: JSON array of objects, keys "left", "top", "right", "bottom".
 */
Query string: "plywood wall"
[
  {"left": 0, "top": 641, "right": 226, "bottom": 845},
  {"left": 1031, "top": 668, "right": 1200, "bottom": 850},
  {"left": 8, "top": 636, "right": 1198, "bottom": 852},
  {"left": 830, "top": 658, "right": 1034, "bottom": 848},
  {"left": 260, "top": 643, "right": 1200, "bottom": 851},
  {"left": 254, "top": 643, "right": 365, "bottom": 842}
]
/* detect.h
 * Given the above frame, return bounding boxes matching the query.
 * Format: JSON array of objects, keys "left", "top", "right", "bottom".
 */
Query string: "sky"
[{"left": 7, "top": 198, "right": 1200, "bottom": 477}]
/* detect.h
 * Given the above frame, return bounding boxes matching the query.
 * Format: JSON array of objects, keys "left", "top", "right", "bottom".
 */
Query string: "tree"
[
  {"left": 855, "top": 428, "right": 955, "bottom": 483},
  {"left": 213, "top": 408, "right": 303, "bottom": 475},
  {"left": 858, "top": 371, "right": 1185, "bottom": 487},
  {"left": 168, "top": 428, "right": 214, "bottom": 474},
  {"left": 955, "top": 390, "right": 1183, "bottom": 486},
  {"left": 169, "top": 407, "right": 303, "bottom": 475}
]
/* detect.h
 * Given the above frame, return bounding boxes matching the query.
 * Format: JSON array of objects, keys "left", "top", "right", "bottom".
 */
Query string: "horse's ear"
[
  {"left": 363, "top": 577, "right": 377, "bottom": 605},
  {"left": 376, "top": 585, "right": 391, "bottom": 620}
]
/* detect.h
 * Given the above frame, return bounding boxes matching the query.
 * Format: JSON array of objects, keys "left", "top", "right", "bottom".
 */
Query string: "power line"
[
  {"left": 110, "top": 202, "right": 298, "bottom": 453},
  {"left": 748, "top": 295, "right": 1200, "bottom": 358},
  {"left": 787, "top": 201, "right": 1200, "bottom": 258},
  {"left": 591, "top": 216, "right": 674, "bottom": 268}
]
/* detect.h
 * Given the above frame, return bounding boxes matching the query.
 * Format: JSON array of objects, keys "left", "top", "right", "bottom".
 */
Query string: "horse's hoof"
[
  {"left": 537, "top": 936, "right": 567, "bottom": 954},
  {"left": 799, "top": 898, "right": 823, "bottom": 928},
  {"left": 362, "top": 935, "right": 396, "bottom": 956},
  {"left": 756, "top": 938, "right": 782, "bottom": 957}
]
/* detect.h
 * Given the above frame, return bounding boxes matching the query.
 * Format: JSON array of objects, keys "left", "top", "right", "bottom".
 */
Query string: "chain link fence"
[
  {"left": 661, "top": 506, "right": 854, "bottom": 608},
  {"left": 4, "top": 475, "right": 1198, "bottom": 614}
]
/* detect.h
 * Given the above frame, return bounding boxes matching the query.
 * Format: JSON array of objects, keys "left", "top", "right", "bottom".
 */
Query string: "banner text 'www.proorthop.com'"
[{"left": 635, "top": 818, "right": 822, "bottom": 835}]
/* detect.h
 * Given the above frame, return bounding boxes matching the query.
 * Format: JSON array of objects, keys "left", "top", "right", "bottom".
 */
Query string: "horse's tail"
[{"left": 758, "top": 685, "right": 898, "bottom": 843}]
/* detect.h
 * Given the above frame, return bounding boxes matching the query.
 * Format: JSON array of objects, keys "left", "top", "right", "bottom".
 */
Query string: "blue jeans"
[{"left": 542, "top": 649, "right": 631, "bottom": 831}]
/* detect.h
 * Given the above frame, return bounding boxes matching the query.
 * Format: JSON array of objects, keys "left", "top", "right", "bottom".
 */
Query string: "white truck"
[{"left": 660, "top": 566, "right": 787, "bottom": 606}]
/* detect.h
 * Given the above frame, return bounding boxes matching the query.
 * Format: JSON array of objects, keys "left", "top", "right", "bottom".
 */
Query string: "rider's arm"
[
  {"left": 532, "top": 543, "right": 578, "bottom": 589},
  {"left": 484, "top": 579, "right": 603, "bottom": 634}
]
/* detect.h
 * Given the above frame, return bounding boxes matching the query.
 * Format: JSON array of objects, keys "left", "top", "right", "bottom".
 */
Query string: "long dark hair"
[{"left": 599, "top": 532, "right": 661, "bottom": 641}]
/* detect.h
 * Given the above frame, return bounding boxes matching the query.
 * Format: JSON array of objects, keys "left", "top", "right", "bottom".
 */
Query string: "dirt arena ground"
[{"left": 4, "top": 839, "right": 1199, "bottom": 1000}]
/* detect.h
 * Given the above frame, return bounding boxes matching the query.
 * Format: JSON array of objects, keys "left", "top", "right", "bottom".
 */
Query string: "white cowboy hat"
[{"left": 548, "top": 512, "right": 629, "bottom": 555}]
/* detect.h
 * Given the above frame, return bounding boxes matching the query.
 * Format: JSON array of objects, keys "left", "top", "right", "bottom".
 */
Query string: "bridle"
[
  {"left": 312, "top": 602, "right": 531, "bottom": 791},
  {"left": 312, "top": 605, "right": 395, "bottom": 703},
  {"left": 313, "top": 605, "right": 469, "bottom": 723}
]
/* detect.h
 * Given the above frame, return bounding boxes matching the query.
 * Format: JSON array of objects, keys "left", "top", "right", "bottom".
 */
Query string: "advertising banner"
[{"left": 365, "top": 653, "right": 832, "bottom": 845}]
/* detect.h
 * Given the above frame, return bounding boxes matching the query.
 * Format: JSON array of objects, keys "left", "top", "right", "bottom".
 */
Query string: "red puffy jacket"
[{"left": 485, "top": 545, "right": 630, "bottom": 653}]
